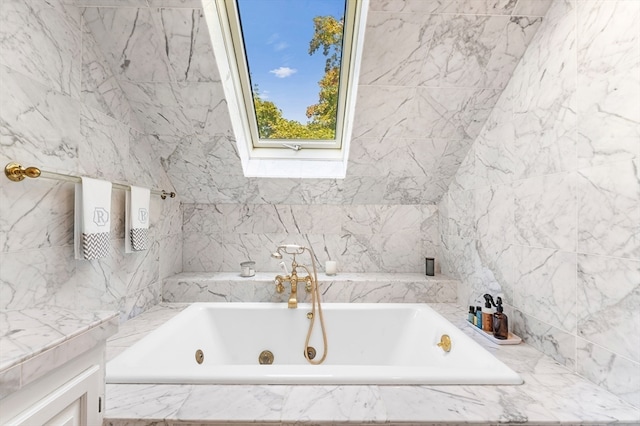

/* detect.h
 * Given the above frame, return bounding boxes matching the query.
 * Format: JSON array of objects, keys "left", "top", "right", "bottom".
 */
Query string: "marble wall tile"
[
  {"left": 576, "top": 339, "right": 640, "bottom": 409},
  {"left": 0, "top": 246, "right": 76, "bottom": 310},
  {"left": 577, "top": 159, "right": 640, "bottom": 260},
  {"left": 423, "top": 15, "right": 542, "bottom": 90},
  {"left": 353, "top": 86, "right": 499, "bottom": 141},
  {"left": 369, "top": 0, "right": 520, "bottom": 15},
  {"left": 116, "top": 81, "right": 194, "bottom": 138},
  {"left": 513, "top": 246, "right": 577, "bottom": 333},
  {"left": 513, "top": 0, "right": 554, "bottom": 17},
  {"left": 121, "top": 280, "right": 162, "bottom": 320},
  {"left": 470, "top": 238, "right": 514, "bottom": 302},
  {"left": 359, "top": 12, "right": 437, "bottom": 86},
  {"left": 82, "top": 7, "right": 173, "bottom": 82},
  {"left": 81, "top": 19, "right": 132, "bottom": 125},
  {"left": 76, "top": 1, "right": 149, "bottom": 6},
  {"left": 0, "top": 180, "right": 74, "bottom": 253},
  {"left": 273, "top": 205, "right": 342, "bottom": 235},
  {"left": 347, "top": 137, "right": 449, "bottom": 178},
  {"left": 184, "top": 204, "right": 439, "bottom": 272},
  {"left": 148, "top": 0, "right": 204, "bottom": 7},
  {"left": 511, "top": 309, "right": 576, "bottom": 369},
  {"left": 576, "top": 0, "right": 640, "bottom": 169},
  {"left": 111, "top": 239, "right": 160, "bottom": 296},
  {"left": 440, "top": 0, "right": 640, "bottom": 406},
  {"left": 73, "top": 240, "right": 122, "bottom": 313},
  {"left": 473, "top": 96, "right": 519, "bottom": 187},
  {"left": 152, "top": 8, "right": 219, "bottom": 82},
  {"left": 183, "top": 203, "right": 223, "bottom": 234},
  {"left": 577, "top": 254, "right": 640, "bottom": 363},
  {"left": 79, "top": 104, "right": 130, "bottom": 182},
  {"left": 475, "top": 184, "right": 514, "bottom": 243},
  {"left": 509, "top": 0, "right": 577, "bottom": 180},
  {"left": 0, "top": 65, "right": 81, "bottom": 173},
  {"left": 0, "top": 0, "right": 180, "bottom": 322},
  {"left": 128, "top": 128, "right": 161, "bottom": 188},
  {"left": 182, "top": 231, "right": 223, "bottom": 272},
  {"left": 0, "top": 0, "right": 81, "bottom": 98},
  {"left": 448, "top": 145, "right": 476, "bottom": 192},
  {"left": 513, "top": 172, "right": 576, "bottom": 251},
  {"left": 335, "top": 176, "right": 387, "bottom": 205},
  {"left": 447, "top": 190, "right": 475, "bottom": 239},
  {"left": 159, "top": 233, "right": 183, "bottom": 279}
]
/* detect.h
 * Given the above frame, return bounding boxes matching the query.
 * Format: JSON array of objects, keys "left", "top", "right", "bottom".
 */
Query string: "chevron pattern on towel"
[
  {"left": 82, "top": 232, "right": 110, "bottom": 259},
  {"left": 130, "top": 228, "right": 149, "bottom": 251}
]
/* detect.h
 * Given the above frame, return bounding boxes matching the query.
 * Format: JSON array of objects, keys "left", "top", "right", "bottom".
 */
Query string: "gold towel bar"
[{"left": 4, "top": 162, "right": 176, "bottom": 200}]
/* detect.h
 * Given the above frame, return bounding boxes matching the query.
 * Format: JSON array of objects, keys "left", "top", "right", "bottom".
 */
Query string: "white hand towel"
[
  {"left": 74, "top": 177, "right": 112, "bottom": 260},
  {"left": 125, "top": 185, "right": 150, "bottom": 253}
]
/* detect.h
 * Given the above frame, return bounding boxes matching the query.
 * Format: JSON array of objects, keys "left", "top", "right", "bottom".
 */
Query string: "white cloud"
[
  {"left": 274, "top": 41, "right": 289, "bottom": 51},
  {"left": 270, "top": 67, "right": 297, "bottom": 78}
]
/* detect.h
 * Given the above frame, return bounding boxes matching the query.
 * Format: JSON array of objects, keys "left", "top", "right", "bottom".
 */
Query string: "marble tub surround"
[
  {"left": 439, "top": 0, "right": 640, "bottom": 408},
  {"left": 0, "top": 308, "right": 119, "bottom": 399},
  {"left": 103, "top": 303, "right": 640, "bottom": 425},
  {"left": 183, "top": 203, "right": 440, "bottom": 274},
  {"left": 163, "top": 272, "right": 457, "bottom": 304},
  {"left": 0, "top": 0, "right": 181, "bottom": 318}
]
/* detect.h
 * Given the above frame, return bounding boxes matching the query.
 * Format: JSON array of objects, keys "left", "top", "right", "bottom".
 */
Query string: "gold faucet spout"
[{"left": 288, "top": 272, "right": 298, "bottom": 308}]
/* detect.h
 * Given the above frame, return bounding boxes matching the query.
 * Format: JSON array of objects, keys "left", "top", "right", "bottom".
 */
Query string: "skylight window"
[
  {"left": 230, "top": 0, "right": 355, "bottom": 149},
  {"left": 204, "top": 0, "right": 368, "bottom": 177}
]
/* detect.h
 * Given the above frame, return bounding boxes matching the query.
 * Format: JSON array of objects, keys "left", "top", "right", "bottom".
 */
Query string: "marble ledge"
[
  {"left": 104, "top": 303, "right": 640, "bottom": 425},
  {"left": 164, "top": 271, "right": 458, "bottom": 304},
  {"left": 0, "top": 308, "right": 119, "bottom": 399}
]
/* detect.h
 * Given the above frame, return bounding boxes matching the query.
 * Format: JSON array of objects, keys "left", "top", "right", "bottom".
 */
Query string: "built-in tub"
[{"left": 106, "top": 303, "right": 523, "bottom": 385}]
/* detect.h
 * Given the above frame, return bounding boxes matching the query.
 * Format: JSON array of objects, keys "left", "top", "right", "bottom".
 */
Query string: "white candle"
[{"left": 325, "top": 260, "right": 337, "bottom": 275}]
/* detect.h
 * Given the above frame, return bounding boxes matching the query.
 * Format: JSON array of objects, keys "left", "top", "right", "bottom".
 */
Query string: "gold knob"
[
  {"left": 437, "top": 334, "right": 451, "bottom": 352},
  {"left": 306, "top": 312, "right": 313, "bottom": 319},
  {"left": 276, "top": 283, "right": 284, "bottom": 293}
]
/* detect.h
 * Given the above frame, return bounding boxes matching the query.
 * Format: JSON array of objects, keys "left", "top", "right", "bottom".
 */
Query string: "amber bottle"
[{"left": 492, "top": 297, "right": 509, "bottom": 340}]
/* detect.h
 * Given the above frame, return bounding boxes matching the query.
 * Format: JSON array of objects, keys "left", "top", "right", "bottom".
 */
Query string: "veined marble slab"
[
  {"left": 0, "top": 308, "right": 119, "bottom": 399},
  {"left": 103, "top": 303, "right": 640, "bottom": 425},
  {"left": 163, "top": 272, "right": 458, "bottom": 304}
]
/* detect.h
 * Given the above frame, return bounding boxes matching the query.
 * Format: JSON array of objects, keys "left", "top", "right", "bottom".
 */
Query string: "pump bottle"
[
  {"left": 492, "top": 297, "right": 509, "bottom": 340},
  {"left": 482, "top": 294, "right": 495, "bottom": 333}
]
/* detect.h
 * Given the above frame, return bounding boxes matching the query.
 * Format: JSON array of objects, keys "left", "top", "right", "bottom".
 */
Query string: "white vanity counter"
[
  {"left": 0, "top": 307, "right": 119, "bottom": 424},
  {"left": 104, "top": 303, "right": 640, "bottom": 425}
]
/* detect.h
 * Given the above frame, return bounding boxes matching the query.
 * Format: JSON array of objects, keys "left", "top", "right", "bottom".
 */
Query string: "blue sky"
[{"left": 237, "top": 0, "right": 345, "bottom": 123}]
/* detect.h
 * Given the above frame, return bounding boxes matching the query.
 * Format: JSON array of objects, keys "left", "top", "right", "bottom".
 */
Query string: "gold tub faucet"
[{"left": 274, "top": 260, "right": 313, "bottom": 308}]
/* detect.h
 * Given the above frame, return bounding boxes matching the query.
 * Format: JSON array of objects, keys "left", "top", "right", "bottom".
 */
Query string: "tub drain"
[
  {"left": 195, "top": 349, "right": 204, "bottom": 364},
  {"left": 305, "top": 346, "right": 317, "bottom": 360},
  {"left": 259, "top": 350, "right": 274, "bottom": 365}
]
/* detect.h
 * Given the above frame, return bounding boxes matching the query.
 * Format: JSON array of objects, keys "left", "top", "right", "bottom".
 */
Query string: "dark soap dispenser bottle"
[{"left": 492, "top": 297, "right": 509, "bottom": 340}]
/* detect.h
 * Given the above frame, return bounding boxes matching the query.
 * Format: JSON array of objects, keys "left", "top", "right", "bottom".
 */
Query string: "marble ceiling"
[{"left": 81, "top": 0, "right": 552, "bottom": 204}]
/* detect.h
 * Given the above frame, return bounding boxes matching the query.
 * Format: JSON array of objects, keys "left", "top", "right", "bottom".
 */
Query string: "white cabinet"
[{"left": 0, "top": 346, "right": 105, "bottom": 426}]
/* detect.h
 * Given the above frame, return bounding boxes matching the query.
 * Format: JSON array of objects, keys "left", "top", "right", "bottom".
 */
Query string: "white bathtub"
[{"left": 107, "top": 303, "right": 523, "bottom": 385}]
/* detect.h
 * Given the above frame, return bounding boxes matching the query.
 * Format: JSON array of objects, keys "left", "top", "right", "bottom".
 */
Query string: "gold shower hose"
[{"left": 299, "top": 257, "right": 328, "bottom": 365}]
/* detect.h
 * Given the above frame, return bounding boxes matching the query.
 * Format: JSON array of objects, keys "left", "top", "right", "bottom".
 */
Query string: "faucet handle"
[{"left": 275, "top": 280, "right": 285, "bottom": 293}]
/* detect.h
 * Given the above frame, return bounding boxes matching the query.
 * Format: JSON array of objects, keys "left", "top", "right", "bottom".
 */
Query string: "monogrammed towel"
[
  {"left": 74, "top": 177, "right": 112, "bottom": 260},
  {"left": 125, "top": 185, "right": 150, "bottom": 252}
]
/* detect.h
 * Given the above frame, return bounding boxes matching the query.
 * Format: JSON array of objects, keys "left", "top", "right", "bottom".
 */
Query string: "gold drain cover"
[
  {"left": 259, "top": 350, "right": 274, "bottom": 365},
  {"left": 195, "top": 349, "right": 204, "bottom": 364}
]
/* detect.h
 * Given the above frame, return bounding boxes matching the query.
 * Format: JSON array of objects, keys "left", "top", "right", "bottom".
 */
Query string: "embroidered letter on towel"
[
  {"left": 75, "top": 177, "right": 112, "bottom": 260},
  {"left": 126, "top": 186, "right": 150, "bottom": 252}
]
